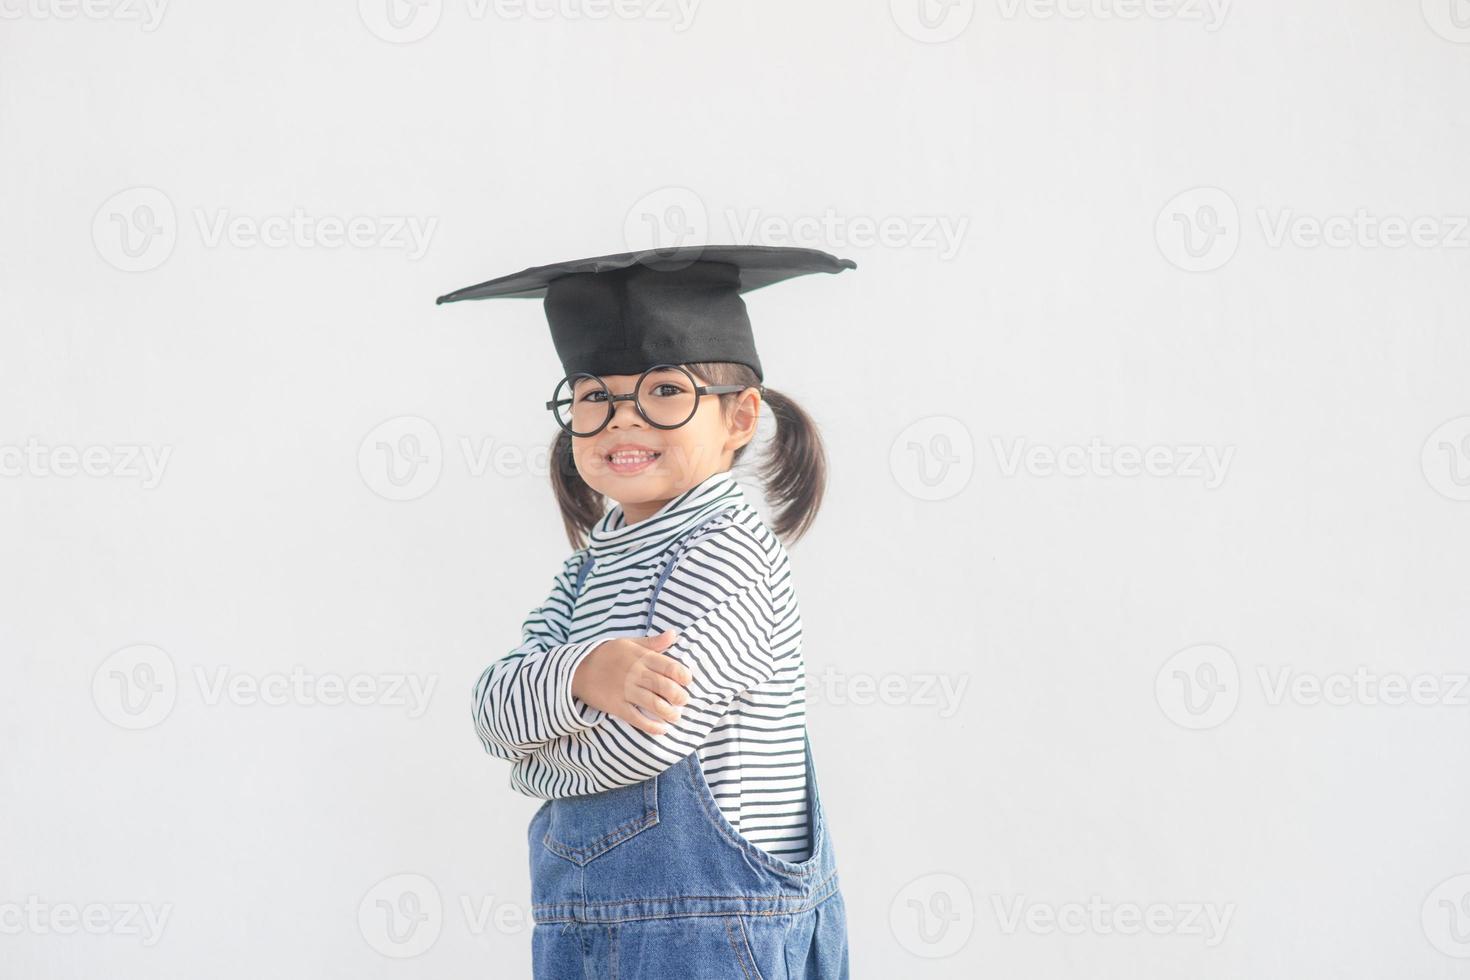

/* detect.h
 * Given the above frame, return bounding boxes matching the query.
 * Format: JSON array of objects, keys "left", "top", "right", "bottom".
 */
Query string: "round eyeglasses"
[{"left": 545, "top": 363, "right": 764, "bottom": 437}]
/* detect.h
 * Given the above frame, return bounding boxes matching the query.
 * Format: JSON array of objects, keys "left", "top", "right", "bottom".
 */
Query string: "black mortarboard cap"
[{"left": 434, "top": 244, "right": 856, "bottom": 382}]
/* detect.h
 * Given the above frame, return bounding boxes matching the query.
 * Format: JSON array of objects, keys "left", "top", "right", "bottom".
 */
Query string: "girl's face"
[{"left": 569, "top": 366, "right": 760, "bottom": 525}]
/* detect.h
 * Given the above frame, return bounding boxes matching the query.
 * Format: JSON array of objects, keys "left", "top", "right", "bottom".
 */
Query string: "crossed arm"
[
  {"left": 472, "top": 525, "right": 779, "bottom": 799},
  {"left": 470, "top": 551, "right": 613, "bottom": 762}
]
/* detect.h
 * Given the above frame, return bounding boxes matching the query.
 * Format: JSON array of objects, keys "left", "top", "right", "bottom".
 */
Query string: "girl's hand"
[{"left": 570, "top": 630, "right": 692, "bottom": 736}]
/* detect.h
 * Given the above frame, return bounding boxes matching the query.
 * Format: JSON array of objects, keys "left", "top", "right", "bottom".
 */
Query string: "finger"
[
  {"left": 631, "top": 629, "right": 678, "bottom": 650},
  {"left": 631, "top": 685, "right": 684, "bottom": 723},
  {"left": 644, "top": 651, "right": 694, "bottom": 688},
  {"left": 640, "top": 670, "right": 689, "bottom": 707},
  {"left": 613, "top": 702, "right": 669, "bottom": 736}
]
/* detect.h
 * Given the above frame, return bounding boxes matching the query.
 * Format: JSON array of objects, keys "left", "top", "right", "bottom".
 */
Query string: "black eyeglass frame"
[{"left": 544, "top": 363, "right": 766, "bottom": 437}]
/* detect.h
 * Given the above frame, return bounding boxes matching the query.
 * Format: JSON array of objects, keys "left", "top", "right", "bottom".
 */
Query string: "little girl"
[{"left": 439, "top": 244, "right": 855, "bottom": 978}]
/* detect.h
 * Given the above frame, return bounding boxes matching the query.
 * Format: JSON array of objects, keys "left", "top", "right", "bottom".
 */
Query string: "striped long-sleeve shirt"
[{"left": 472, "top": 468, "right": 812, "bottom": 862}]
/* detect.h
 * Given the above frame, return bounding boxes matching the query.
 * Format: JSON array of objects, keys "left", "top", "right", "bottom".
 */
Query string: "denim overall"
[{"left": 527, "top": 508, "right": 850, "bottom": 979}]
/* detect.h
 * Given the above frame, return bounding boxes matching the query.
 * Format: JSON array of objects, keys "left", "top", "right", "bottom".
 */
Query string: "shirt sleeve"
[
  {"left": 471, "top": 552, "right": 621, "bottom": 763},
  {"left": 510, "top": 523, "right": 778, "bottom": 798}
]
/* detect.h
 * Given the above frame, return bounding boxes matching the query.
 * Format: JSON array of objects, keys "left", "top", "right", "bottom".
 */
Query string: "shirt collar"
[{"left": 587, "top": 469, "right": 746, "bottom": 566}]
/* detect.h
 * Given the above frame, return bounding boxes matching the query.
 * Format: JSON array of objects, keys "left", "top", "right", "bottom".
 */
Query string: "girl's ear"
[{"left": 725, "top": 388, "right": 761, "bottom": 451}]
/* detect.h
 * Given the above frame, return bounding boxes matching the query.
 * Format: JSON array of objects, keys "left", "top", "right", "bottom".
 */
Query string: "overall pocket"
[{"left": 540, "top": 776, "right": 659, "bottom": 866}]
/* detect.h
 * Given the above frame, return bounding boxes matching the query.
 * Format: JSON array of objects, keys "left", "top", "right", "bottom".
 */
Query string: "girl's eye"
[
  {"left": 580, "top": 390, "right": 607, "bottom": 402},
  {"left": 649, "top": 383, "right": 683, "bottom": 397}
]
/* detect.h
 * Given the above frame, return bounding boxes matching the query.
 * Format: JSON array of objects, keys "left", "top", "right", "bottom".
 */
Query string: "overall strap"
[
  {"left": 643, "top": 506, "right": 737, "bottom": 632},
  {"left": 571, "top": 549, "right": 595, "bottom": 599},
  {"left": 569, "top": 504, "right": 737, "bottom": 612}
]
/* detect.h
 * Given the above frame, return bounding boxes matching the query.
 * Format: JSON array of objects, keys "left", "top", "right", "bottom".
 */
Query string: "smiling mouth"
[{"left": 607, "top": 449, "right": 661, "bottom": 463}]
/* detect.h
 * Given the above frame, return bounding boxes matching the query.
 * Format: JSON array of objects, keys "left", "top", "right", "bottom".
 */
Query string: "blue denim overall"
[{"left": 527, "top": 508, "right": 850, "bottom": 979}]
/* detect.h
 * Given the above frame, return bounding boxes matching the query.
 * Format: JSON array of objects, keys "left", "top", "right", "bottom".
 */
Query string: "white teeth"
[{"left": 610, "top": 450, "right": 658, "bottom": 462}]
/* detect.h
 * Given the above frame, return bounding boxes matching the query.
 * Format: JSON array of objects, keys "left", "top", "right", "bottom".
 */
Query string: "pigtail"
[
  {"left": 748, "top": 384, "right": 826, "bottom": 544},
  {"left": 550, "top": 428, "right": 603, "bottom": 550},
  {"left": 694, "top": 360, "right": 828, "bottom": 546}
]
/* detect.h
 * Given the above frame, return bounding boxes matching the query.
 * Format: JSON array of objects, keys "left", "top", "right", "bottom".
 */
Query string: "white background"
[{"left": 4, "top": 0, "right": 1470, "bottom": 977}]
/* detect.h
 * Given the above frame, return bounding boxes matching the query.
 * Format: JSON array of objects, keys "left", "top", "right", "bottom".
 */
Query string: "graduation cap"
[{"left": 434, "top": 244, "right": 856, "bottom": 382}]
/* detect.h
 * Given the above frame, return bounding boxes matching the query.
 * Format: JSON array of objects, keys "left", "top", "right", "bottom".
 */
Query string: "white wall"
[{"left": 4, "top": 1, "right": 1470, "bottom": 976}]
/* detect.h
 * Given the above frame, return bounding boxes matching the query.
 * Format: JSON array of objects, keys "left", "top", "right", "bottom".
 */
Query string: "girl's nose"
[{"left": 607, "top": 394, "right": 642, "bottom": 427}]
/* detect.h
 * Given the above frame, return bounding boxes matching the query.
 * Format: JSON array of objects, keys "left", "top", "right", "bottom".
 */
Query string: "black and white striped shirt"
[{"left": 473, "top": 469, "right": 812, "bottom": 862}]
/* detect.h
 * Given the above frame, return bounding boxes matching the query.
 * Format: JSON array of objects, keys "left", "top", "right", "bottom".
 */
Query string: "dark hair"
[{"left": 549, "top": 361, "right": 826, "bottom": 549}]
